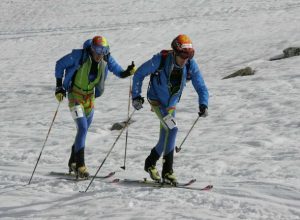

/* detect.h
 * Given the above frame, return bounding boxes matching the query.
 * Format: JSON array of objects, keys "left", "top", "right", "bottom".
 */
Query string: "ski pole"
[
  {"left": 175, "top": 115, "right": 200, "bottom": 153},
  {"left": 28, "top": 102, "right": 61, "bottom": 185},
  {"left": 121, "top": 76, "right": 132, "bottom": 170},
  {"left": 85, "top": 109, "right": 136, "bottom": 192}
]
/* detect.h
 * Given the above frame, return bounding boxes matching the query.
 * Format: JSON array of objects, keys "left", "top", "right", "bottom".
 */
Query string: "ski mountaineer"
[
  {"left": 131, "top": 34, "right": 209, "bottom": 185},
  {"left": 54, "top": 36, "right": 136, "bottom": 178}
]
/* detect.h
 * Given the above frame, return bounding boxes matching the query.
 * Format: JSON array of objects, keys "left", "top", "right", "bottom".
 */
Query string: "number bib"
[
  {"left": 163, "top": 114, "right": 177, "bottom": 129},
  {"left": 71, "top": 105, "right": 84, "bottom": 119}
]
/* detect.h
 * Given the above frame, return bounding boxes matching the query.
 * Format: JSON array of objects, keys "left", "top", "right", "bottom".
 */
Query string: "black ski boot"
[
  {"left": 144, "top": 148, "right": 161, "bottom": 182},
  {"left": 74, "top": 148, "right": 89, "bottom": 179},
  {"left": 162, "top": 150, "right": 177, "bottom": 186},
  {"left": 68, "top": 144, "right": 76, "bottom": 173}
]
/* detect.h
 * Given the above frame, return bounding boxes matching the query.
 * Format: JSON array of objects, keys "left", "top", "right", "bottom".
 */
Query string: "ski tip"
[
  {"left": 202, "top": 185, "right": 213, "bottom": 190},
  {"left": 112, "top": 178, "right": 120, "bottom": 183},
  {"left": 108, "top": 171, "right": 116, "bottom": 177},
  {"left": 97, "top": 171, "right": 116, "bottom": 179}
]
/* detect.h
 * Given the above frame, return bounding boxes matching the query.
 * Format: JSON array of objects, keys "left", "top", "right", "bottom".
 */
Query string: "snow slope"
[{"left": 0, "top": 0, "right": 300, "bottom": 219}]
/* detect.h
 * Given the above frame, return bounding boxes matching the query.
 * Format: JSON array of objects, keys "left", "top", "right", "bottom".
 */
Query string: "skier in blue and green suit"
[
  {"left": 55, "top": 36, "right": 136, "bottom": 178},
  {"left": 131, "top": 34, "right": 209, "bottom": 185}
]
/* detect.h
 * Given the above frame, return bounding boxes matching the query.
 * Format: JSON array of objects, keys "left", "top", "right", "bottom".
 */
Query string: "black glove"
[
  {"left": 120, "top": 61, "right": 136, "bottom": 78},
  {"left": 55, "top": 78, "right": 66, "bottom": 102},
  {"left": 198, "top": 104, "right": 208, "bottom": 117},
  {"left": 132, "top": 96, "right": 144, "bottom": 110}
]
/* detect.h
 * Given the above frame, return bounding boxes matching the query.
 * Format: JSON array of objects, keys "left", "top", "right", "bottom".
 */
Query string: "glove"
[
  {"left": 55, "top": 78, "right": 66, "bottom": 102},
  {"left": 55, "top": 87, "right": 66, "bottom": 102},
  {"left": 120, "top": 61, "right": 136, "bottom": 78},
  {"left": 198, "top": 104, "right": 208, "bottom": 117},
  {"left": 132, "top": 96, "right": 144, "bottom": 110}
]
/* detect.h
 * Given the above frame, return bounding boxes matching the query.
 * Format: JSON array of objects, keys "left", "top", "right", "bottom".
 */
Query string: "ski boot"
[
  {"left": 144, "top": 148, "right": 161, "bottom": 182},
  {"left": 77, "top": 165, "right": 89, "bottom": 179},
  {"left": 74, "top": 148, "right": 89, "bottom": 179},
  {"left": 147, "top": 165, "right": 161, "bottom": 182},
  {"left": 163, "top": 172, "right": 178, "bottom": 186},
  {"left": 68, "top": 144, "right": 76, "bottom": 174},
  {"left": 162, "top": 150, "right": 178, "bottom": 186}
]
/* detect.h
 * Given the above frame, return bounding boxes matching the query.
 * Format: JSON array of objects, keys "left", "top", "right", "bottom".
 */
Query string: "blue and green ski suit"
[
  {"left": 55, "top": 39, "right": 125, "bottom": 152},
  {"left": 132, "top": 51, "right": 209, "bottom": 156}
]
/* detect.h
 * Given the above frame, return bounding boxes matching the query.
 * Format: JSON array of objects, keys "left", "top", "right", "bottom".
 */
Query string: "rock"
[
  {"left": 222, "top": 67, "right": 255, "bottom": 79},
  {"left": 283, "top": 47, "right": 300, "bottom": 57},
  {"left": 110, "top": 119, "right": 135, "bottom": 130},
  {"left": 270, "top": 47, "right": 300, "bottom": 61}
]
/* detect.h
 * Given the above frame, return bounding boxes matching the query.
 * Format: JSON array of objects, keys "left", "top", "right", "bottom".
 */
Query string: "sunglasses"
[
  {"left": 176, "top": 50, "right": 194, "bottom": 59},
  {"left": 91, "top": 45, "right": 109, "bottom": 56},
  {"left": 177, "top": 52, "right": 190, "bottom": 59}
]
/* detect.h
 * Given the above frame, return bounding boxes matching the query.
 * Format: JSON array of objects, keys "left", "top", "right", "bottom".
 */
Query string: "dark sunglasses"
[
  {"left": 91, "top": 45, "right": 109, "bottom": 56},
  {"left": 177, "top": 52, "right": 190, "bottom": 59},
  {"left": 176, "top": 50, "right": 194, "bottom": 59}
]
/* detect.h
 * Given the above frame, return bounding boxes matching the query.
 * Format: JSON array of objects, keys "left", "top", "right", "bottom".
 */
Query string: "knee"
[
  {"left": 169, "top": 126, "right": 178, "bottom": 134},
  {"left": 76, "top": 119, "right": 88, "bottom": 134}
]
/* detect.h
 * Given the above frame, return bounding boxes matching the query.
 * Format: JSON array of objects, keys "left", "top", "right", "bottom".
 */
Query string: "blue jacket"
[
  {"left": 132, "top": 52, "right": 209, "bottom": 109},
  {"left": 55, "top": 39, "right": 124, "bottom": 98}
]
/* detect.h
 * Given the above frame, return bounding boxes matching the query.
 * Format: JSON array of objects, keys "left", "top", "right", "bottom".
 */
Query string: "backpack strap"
[
  {"left": 186, "top": 59, "right": 191, "bottom": 81},
  {"left": 156, "top": 50, "right": 172, "bottom": 73},
  {"left": 80, "top": 47, "right": 89, "bottom": 65},
  {"left": 150, "top": 50, "right": 192, "bottom": 86},
  {"left": 150, "top": 50, "right": 172, "bottom": 85},
  {"left": 70, "top": 48, "right": 88, "bottom": 90},
  {"left": 155, "top": 50, "right": 191, "bottom": 80}
]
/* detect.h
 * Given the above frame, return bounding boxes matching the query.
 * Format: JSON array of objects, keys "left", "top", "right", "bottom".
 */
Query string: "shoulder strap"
[
  {"left": 70, "top": 48, "right": 88, "bottom": 89},
  {"left": 156, "top": 50, "right": 172, "bottom": 73},
  {"left": 103, "top": 53, "right": 110, "bottom": 62},
  {"left": 79, "top": 48, "right": 89, "bottom": 65},
  {"left": 150, "top": 50, "right": 172, "bottom": 85},
  {"left": 186, "top": 59, "right": 191, "bottom": 81},
  {"left": 156, "top": 50, "right": 191, "bottom": 75}
]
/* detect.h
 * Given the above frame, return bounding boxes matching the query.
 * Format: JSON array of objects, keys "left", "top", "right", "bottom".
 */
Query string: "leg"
[
  {"left": 68, "top": 144, "right": 75, "bottom": 173},
  {"left": 86, "top": 108, "right": 94, "bottom": 129},
  {"left": 144, "top": 105, "right": 176, "bottom": 182},
  {"left": 68, "top": 110, "right": 94, "bottom": 172},
  {"left": 152, "top": 105, "right": 178, "bottom": 184},
  {"left": 70, "top": 104, "right": 91, "bottom": 178},
  {"left": 74, "top": 116, "right": 89, "bottom": 153},
  {"left": 68, "top": 92, "right": 95, "bottom": 178}
]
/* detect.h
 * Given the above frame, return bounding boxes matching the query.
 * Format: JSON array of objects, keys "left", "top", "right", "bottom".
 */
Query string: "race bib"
[
  {"left": 71, "top": 105, "right": 84, "bottom": 119},
  {"left": 163, "top": 114, "right": 177, "bottom": 129}
]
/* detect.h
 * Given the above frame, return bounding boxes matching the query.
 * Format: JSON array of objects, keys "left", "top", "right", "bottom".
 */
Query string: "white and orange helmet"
[{"left": 171, "top": 34, "right": 195, "bottom": 59}]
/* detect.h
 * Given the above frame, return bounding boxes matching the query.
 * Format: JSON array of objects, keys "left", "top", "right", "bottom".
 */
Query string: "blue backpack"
[{"left": 150, "top": 50, "right": 191, "bottom": 85}]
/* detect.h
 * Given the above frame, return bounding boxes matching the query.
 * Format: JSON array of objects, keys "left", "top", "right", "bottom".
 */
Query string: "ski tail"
[{"left": 49, "top": 171, "right": 115, "bottom": 179}]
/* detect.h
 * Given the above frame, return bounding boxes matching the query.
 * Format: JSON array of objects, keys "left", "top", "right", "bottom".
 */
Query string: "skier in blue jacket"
[
  {"left": 131, "top": 34, "right": 209, "bottom": 185},
  {"left": 55, "top": 36, "right": 135, "bottom": 178}
]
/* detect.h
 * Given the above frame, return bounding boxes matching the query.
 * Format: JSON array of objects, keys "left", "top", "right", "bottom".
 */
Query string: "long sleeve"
[
  {"left": 132, "top": 54, "right": 161, "bottom": 99},
  {"left": 189, "top": 60, "right": 209, "bottom": 106}
]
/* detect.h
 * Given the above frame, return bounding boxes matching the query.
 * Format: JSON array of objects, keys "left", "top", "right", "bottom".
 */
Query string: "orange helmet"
[
  {"left": 91, "top": 36, "right": 110, "bottom": 55},
  {"left": 171, "top": 34, "right": 194, "bottom": 59}
]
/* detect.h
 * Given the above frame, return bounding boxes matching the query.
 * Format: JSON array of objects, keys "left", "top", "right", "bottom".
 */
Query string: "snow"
[{"left": 1, "top": 0, "right": 300, "bottom": 219}]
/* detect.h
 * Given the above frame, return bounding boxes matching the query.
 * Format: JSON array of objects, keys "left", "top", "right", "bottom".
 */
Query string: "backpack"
[{"left": 151, "top": 50, "right": 191, "bottom": 85}]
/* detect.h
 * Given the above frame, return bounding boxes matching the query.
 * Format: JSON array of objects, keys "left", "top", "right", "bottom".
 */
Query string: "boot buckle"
[{"left": 148, "top": 166, "right": 161, "bottom": 182}]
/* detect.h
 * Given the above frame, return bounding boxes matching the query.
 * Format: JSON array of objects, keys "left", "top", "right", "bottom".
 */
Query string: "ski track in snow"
[{"left": 0, "top": 0, "right": 300, "bottom": 219}]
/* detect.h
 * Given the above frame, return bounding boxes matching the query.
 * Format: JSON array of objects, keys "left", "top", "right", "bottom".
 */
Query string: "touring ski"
[
  {"left": 49, "top": 171, "right": 115, "bottom": 181},
  {"left": 111, "top": 178, "right": 213, "bottom": 191}
]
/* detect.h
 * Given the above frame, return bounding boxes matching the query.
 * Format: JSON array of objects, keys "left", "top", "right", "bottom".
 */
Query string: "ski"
[
  {"left": 111, "top": 178, "right": 213, "bottom": 191},
  {"left": 49, "top": 171, "right": 115, "bottom": 181}
]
